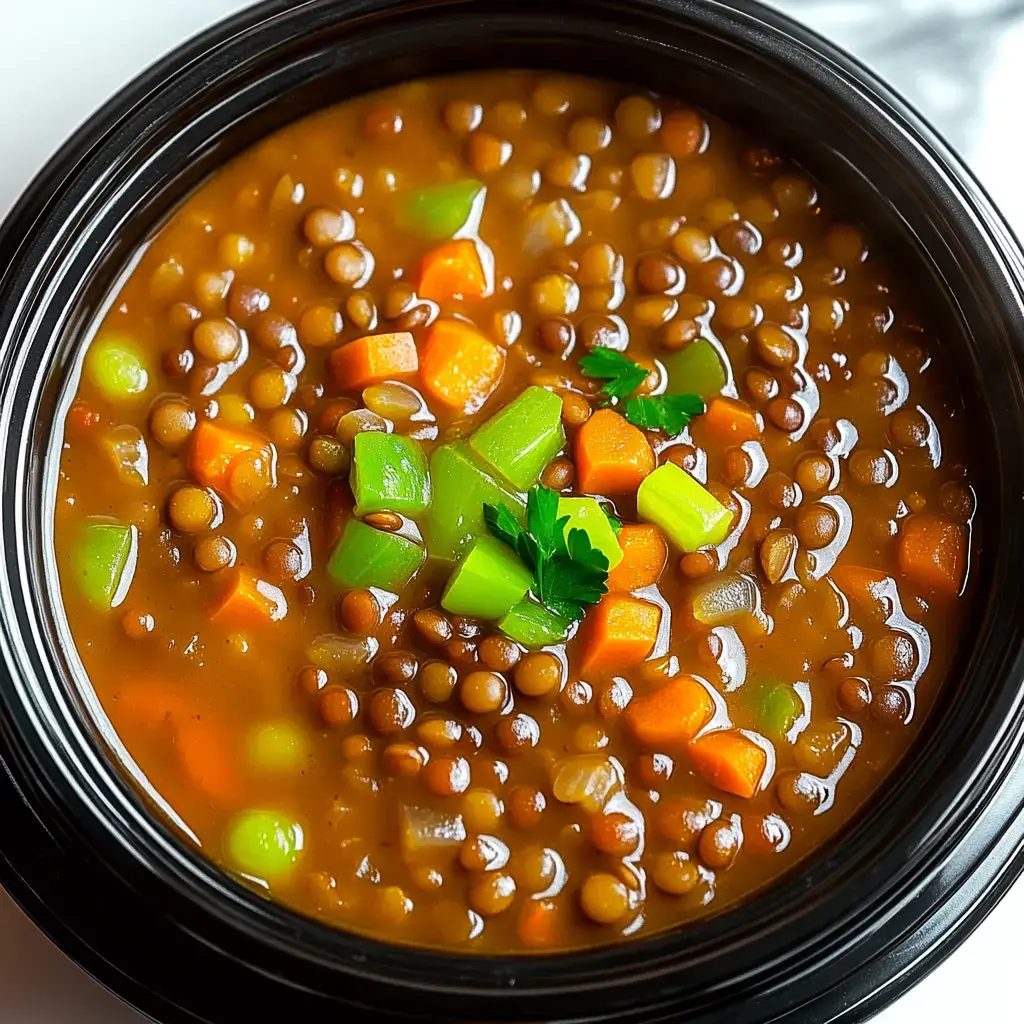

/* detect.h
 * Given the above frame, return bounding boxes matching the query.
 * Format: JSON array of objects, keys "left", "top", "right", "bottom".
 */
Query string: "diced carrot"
[
  {"left": 189, "top": 420, "right": 276, "bottom": 509},
  {"left": 176, "top": 716, "right": 241, "bottom": 803},
  {"left": 418, "top": 239, "right": 490, "bottom": 301},
  {"left": 516, "top": 898, "right": 561, "bottom": 949},
  {"left": 625, "top": 676, "right": 715, "bottom": 748},
  {"left": 211, "top": 568, "right": 288, "bottom": 626},
  {"left": 420, "top": 317, "right": 505, "bottom": 414},
  {"left": 832, "top": 563, "right": 891, "bottom": 620},
  {"left": 575, "top": 409, "right": 655, "bottom": 494},
  {"left": 607, "top": 524, "right": 668, "bottom": 591},
  {"left": 898, "top": 513, "right": 966, "bottom": 596},
  {"left": 110, "top": 682, "right": 185, "bottom": 730},
  {"left": 701, "top": 397, "right": 763, "bottom": 443},
  {"left": 330, "top": 331, "right": 418, "bottom": 390},
  {"left": 580, "top": 593, "right": 661, "bottom": 675},
  {"left": 688, "top": 729, "right": 768, "bottom": 799}
]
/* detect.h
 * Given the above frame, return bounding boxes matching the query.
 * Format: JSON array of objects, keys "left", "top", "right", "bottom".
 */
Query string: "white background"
[{"left": 1, "top": 1, "right": 1022, "bottom": 1020}]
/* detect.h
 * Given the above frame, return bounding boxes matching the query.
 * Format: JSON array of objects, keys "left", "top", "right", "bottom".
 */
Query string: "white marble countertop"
[{"left": 2, "top": 1, "right": 1022, "bottom": 1020}]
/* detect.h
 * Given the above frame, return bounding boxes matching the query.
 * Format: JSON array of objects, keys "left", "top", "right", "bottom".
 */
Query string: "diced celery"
[
  {"left": 498, "top": 600, "right": 570, "bottom": 647},
  {"left": 327, "top": 519, "right": 425, "bottom": 590},
  {"left": 400, "top": 179, "right": 484, "bottom": 239},
  {"left": 441, "top": 536, "right": 533, "bottom": 619},
  {"left": 663, "top": 339, "right": 727, "bottom": 401},
  {"left": 351, "top": 432, "right": 430, "bottom": 517},
  {"left": 468, "top": 386, "right": 565, "bottom": 490},
  {"left": 85, "top": 334, "right": 149, "bottom": 402},
  {"left": 757, "top": 683, "right": 802, "bottom": 740},
  {"left": 557, "top": 496, "right": 623, "bottom": 570},
  {"left": 71, "top": 521, "right": 136, "bottom": 609},
  {"left": 424, "top": 443, "right": 525, "bottom": 562},
  {"left": 637, "top": 462, "right": 732, "bottom": 552},
  {"left": 226, "top": 809, "right": 303, "bottom": 879},
  {"left": 249, "top": 721, "right": 308, "bottom": 772}
]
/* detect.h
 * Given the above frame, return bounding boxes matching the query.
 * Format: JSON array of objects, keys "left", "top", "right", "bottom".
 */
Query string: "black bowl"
[{"left": 2, "top": 1, "right": 1024, "bottom": 1021}]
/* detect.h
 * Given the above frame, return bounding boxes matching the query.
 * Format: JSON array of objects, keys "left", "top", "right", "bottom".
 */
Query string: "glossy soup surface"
[{"left": 55, "top": 72, "right": 978, "bottom": 952}]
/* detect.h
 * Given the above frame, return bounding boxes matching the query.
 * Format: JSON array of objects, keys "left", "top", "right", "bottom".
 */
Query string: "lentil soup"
[{"left": 54, "top": 71, "right": 977, "bottom": 952}]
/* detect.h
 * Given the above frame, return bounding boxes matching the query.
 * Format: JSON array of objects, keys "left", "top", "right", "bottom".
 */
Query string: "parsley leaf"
[
  {"left": 579, "top": 348, "right": 650, "bottom": 401},
  {"left": 602, "top": 508, "right": 623, "bottom": 536},
  {"left": 625, "top": 394, "right": 705, "bottom": 436},
  {"left": 483, "top": 502, "right": 526, "bottom": 551},
  {"left": 545, "top": 529, "right": 609, "bottom": 620}
]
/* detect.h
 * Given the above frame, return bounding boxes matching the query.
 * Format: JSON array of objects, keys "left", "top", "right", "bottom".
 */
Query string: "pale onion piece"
[
  {"left": 690, "top": 572, "right": 761, "bottom": 627},
  {"left": 523, "top": 199, "right": 581, "bottom": 254},
  {"left": 401, "top": 805, "right": 467, "bottom": 853},
  {"left": 552, "top": 755, "right": 622, "bottom": 814},
  {"left": 305, "top": 633, "right": 378, "bottom": 669}
]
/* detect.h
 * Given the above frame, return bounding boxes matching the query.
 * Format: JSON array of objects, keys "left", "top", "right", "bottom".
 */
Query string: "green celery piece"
[
  {"left": 351, "top": 432, "right": 431, "bottom": 518},
  {"left": 327, "top": 519, "right": 425, "bottom": 591},
  {"left": 662, "top": 339, "right": 727, "bottom": 401},
  {"left": 637, "top": 462, "right": 732, "bottom": 553},
  {"left": 557, "top": 496, "right": 623, "bottom": 570},
  {"left": 424, "top": 443, "right": 525, "bottom": 562},
  {"left": 71, "top": 521, "right": 136, "bottom": 609},
  {"left": 758, "top": 683, "right": 802, "bottom": 740},
  {"left": 85, "top": 334, "right": 149, "bottom": 402},
  {"left": 498, "top": 600, "right": 570, "bottom": 647},
  {"left": 441, "top": 536, "right": 533, "bottom": 619},
  {"left": 468, "top": 386, "right": 565, "bottom": 490},
  {"left": 399, "top": 179, "right": 484, "bottom": 239}
]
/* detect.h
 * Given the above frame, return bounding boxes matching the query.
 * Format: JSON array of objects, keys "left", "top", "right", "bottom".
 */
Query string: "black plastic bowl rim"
[{"left": 1, "top": 1, "right": 1024, "bottom": 1022}]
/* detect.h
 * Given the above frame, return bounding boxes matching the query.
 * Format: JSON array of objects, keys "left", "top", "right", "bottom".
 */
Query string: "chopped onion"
[
  {"left": 523, "top": 199, "right": 581, "bottom": 254},
  {"left": 552, "top": 755, "right": 622, "bottom": 814},
  {"left": 400, "top": 805, "right": 467, "bottom": 853},
  {"left": 689, "top": 572, "right": 761, "bottom": 626},
  {"left": 305, "top": 633, "right": 378, "bottom": 670}
]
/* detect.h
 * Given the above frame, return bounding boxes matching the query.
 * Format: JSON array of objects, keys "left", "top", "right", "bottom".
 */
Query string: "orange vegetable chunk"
[
  {"left": 211, "top": 568, "right": 288, "bottom": 626},
  {"left": 176, "top": 716, "right": 240, "bottom": 803},
  {"left": 702, "top": 396, "right": 763, "bottom": 443},
  {"left": 420, "top": 318, "right": 505, "bottom": 414},
  {"left": 832, "top": 564, "right": 891, "bottom": 620},
  {"left": 110, "top": 682, "right": 185, "bottom": 730},
  {"left": 625, "top": 676, "right": 715, "bottom": 748},
  {"left": 189, "top": 419, "right": 276, "bottom": 509},
  {"left": 575, "top": 409, "right": 655, "bottom": 494},
  {"left": 418, "top": 238, "right": 490, "bottom": 301},
  {"left": 517, "top": 898, "right": 561, "bottom": 949},
  {"left": 580, "top": 593, "right": 661, "bottom": 674},
  {"left": 688, "top": 729, "right": 768, "bottom": 799},
  {"left": 898, "top": 513, "right": 966, "bottom": 595},
  {"left": 330, "top": 331, "right": 418, "bottom": 390},
  {"left": 607, "top": 524, "right": 668, "bottom": 591}
]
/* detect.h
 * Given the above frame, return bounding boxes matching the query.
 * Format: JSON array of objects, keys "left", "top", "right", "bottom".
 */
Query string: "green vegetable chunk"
[
  {"left": 758, "top": 683, "right": 803, "bottom": 740},
  {"left": 226, "top": 809, "right": 303, "bottom": 879},
  {"left": 72, "top": 521, "right": 136, "bottom": 609},
  {"left": 469, "top": 386, "right": 565, "bottom": 490},
  {"left": 637, "top": 462, "right": 733, "bottom": 552},
  {"left": 424, "top": 443, "right": 525, "bottom": 562},
  {"left": 499, "top": 600, "right": 570, "bottom": 647},
  {"left": 327, "top": 519, "right": 425, "bottom": 590},
  {"left": 662, "top": 339, "right": 727, "bottom": 401},
  {"left": 85, "top": 334, "right": 149, "bottom": 402},
  {"left": 351, "top": 431, "right": 431, "bottom": 517},
  {"left": 399, "top": 179, "right": 484, "bottom": 239},
  {"left": 557, "top": 496, "right": 623, "bottom": 570},
  {"left": 442, "top": 536, "right": 533, "bottom": 619},
  {"left": 249, "top": 721, "right": 308, "bottom": 772}
]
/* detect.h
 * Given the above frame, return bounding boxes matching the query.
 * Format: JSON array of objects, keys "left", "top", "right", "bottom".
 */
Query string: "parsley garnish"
[
  {"left": 603, "top": 508, "right": 623, "bottom": 536},
  {"left": 625, "top": 394, "right": 704, "bottom": 436},
  {"left": 482, "top": 485, "right": 609, "bottom": 623},
  {"left": 578, "top": 348, "right": 649, "bottom": 401}
]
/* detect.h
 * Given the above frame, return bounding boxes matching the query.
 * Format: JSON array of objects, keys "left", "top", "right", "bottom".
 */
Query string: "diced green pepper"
[
  {"left": 442, "top": 536, "right": 533, "bottom": 619},
  {"left": 85, "top": 334, "right": 149, "bottom": 402},
  {"left": 327, "top": 519, "right": 425, "bottom": 591},
  {"left": 557, "top": 496, "right": 623, "bottom": 569},
  {"left": 351, "top": 431, "right": 430, "bottom": 517},
  {"left": 71, "top": 520, "right": 136, "bottom": 609},
  {"left": 468, "top": 386, "right": 565, "bottom": 490},
  {"left": 637, "top": 462, "right": 733, "bottom": 552},
  {"left": 399, "top": 179, "right": 484, "bottom": 239},
  {"left": 424, "top": 443, "right": 525, "bottom": 562},
  {"left": 226, "top": 809, "right": 303, "bottom": 879},
  {"left": 663, "top": 339, "right": 727, "bottom": 401},
  {"left": 757, "top": 683, "right": 803, "bottom": 740},
  {"left": 498, "top": 600, "right": 570, "bottom": 647},
  {"left": 249, "top": 721, "right": 308, "bottom": 772}
]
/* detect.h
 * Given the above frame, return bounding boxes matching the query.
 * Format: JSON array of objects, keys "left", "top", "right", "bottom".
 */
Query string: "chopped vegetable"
[
  {"left": 176, "top": 717, "right": 240, "bottom": 803},
  {"left": 701, "top": 396, "right": 763, "bottom": 443},
  {"left": 551, "top": 755, "right": 621, "bottom": 813},
  {"left": 469, "top": 386, "right": 565, "bottom": 490},
  {"left": 102, "top": 425, "right": 150, "bottom": 487},
  {"left": 625, "top": 394, "right": 704, "bottom": 436},
  {"left": 575, "top": 409, "right": 655, "bottom": 494},
  {"left": 249, "top": 721, "right": 308, "bottom": 772},
  {"left": 832, "top": 564, "right": 891, "bottom": 619},
  {"left": 71, "top": 520, "right": 136, "bottom": 609},
  {"left": 579, "top": 348, "right": 649, "bottom": 400},
  {"left": 523, "top": 198, "right": 581, "bottom": 254},
  {"left": 688, "top": 730, "right": 768, "bottom": 799},
  {"left": 688, "top": 572, "right": 759, "bottom": 626},
  {"left": 305, "top": 633, "right": 378, "bottom": 670},
  {"left": 84, "top": 334, "right": 149, "bottom": 402},
  {"left": 211, "top": 568, "right": 289, "bottom": 625},
  {"left": 636, "top": 461, "right": 733, "bottom": 552},
  {"left": 418, "top": 238, "right": 490, "bottom": 301},
  {"left": 425, "top": 442, "right": 525, "bottom": 561},
  {"left": 400, "top": 805, "right": 468, "bottom": 854},
  {"left": 662, "top": 339, "right": 727, "bottom": 400},
  {"left": 330, "top": 331, "right": 418, "bottom": 391},
  {"left": 328, "top": 519, "right": 425, "bottom": 591},
  {"left": 399, "top": 179, "right": 484, "bottom": 239},
  {"left": 579, "top": 593, "right": 661, "bottom": 674},
  {"left": 897, "top": 513, "right": 966, "bottom": 595},
  {"left": 498, "top": 599, "right": 571, "bottom": 647},
  {"left": 420, "top": 318, "right": 505, "bottom": 414},
  {"left": 756, "top": 683, "right": 802, "bottom": 740},
  {"left": 517, "top": 898, "right": 560, "bottom": 949},
  {"left": 189, "top": 419, "right": 276, "bottom": 509},
  {"left": 110, "top": 681, "right": 184, "bottom": 730},
  {"left": 351, "top": 432, "right": 430, "bottom": 517},
  {"left": 625, "top": 677, "right": 715, "bottom": 748},
  {"left": 226, "top": 809, "right": 304, "bottom": 879},
  {"left": 442, "top": 536, "right": 533, "bottom": 619},
  {"left": 606, "top": 524, "right": 668, "bottom": 591},
  {"left": 557, "top": 496, "right": 624, "bottom": 570}
]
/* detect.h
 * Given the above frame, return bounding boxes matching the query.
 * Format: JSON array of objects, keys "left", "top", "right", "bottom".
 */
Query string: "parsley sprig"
[
  {"left": 483, "top": 485, "right": 609, "bottom": 622},
  {"left": 578, "top": 348, "right": 649, "bottom": 400}
]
